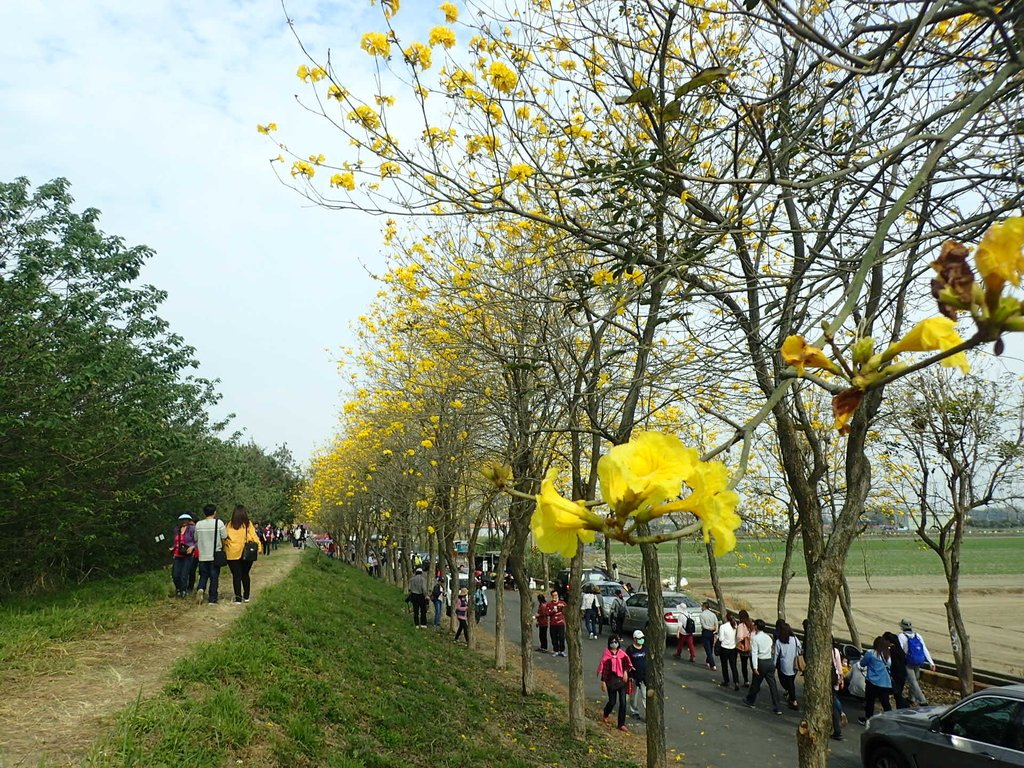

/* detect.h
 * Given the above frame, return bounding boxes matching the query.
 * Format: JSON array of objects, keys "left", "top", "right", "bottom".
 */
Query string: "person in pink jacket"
[{"left": 597, "top": 635, "right": 634, "bottom": 731}]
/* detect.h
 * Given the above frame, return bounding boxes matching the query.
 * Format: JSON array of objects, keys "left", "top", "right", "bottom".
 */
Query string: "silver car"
[
  {"left": 620, "top": 591, "right": 702, "bottom": 639},
  {"left": 860, "top": 684, "right": 1024, "bottom": 768}
]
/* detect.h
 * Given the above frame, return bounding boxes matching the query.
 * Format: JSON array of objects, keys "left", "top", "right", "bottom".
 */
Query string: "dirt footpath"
[
  {"left": 687, "top": 573, "right": 1024, "bottom": 678},
  {"left": 0, "top": 547, "right": 302, "bottom": 768}
]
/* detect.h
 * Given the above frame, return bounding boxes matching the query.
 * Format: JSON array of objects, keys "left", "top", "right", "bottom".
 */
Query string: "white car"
[{"left": 621, "top": 591, "right": 702, "bottom": 638}]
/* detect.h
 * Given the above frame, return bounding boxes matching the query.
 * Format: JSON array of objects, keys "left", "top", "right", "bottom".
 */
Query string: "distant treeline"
[{"left": 0, "top": 178, "right": 300, "bottom": 595}]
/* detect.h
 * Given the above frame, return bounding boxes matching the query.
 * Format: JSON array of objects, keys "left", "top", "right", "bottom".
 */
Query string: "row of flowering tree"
[{"left": 279, "top": 1, "right": 1024, "bottom": 766}]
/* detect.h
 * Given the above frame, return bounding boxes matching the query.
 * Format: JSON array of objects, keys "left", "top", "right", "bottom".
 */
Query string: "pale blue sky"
[{"left": 0, "top": 1, "right": 408, "bottom": 462}]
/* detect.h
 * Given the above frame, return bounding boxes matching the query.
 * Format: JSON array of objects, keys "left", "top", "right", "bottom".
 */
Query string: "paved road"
[{"left": 485, "top": 589, "right": 862, "bottom": 767}]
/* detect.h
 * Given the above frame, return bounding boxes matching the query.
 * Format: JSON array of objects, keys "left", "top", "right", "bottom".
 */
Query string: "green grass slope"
[{"left": 83, "top": 555, "right": 640, "bottom": 768}]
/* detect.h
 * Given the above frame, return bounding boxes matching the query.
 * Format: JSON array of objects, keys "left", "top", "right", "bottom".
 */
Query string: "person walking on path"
[
  {"left": 774, "top": 622, "right": 802, "bottom": 710},
  {"left": 858, "top": 636, "right": 894, "bottom": 724},
  {"left": 883, "top": 631, "right": 910, "bottom": 708},
  {"left": 582, "top": 584, "right": 601, "bottom": 639},
  {"left": 535, "top": 595, "right": 550, "bottom": 653},
  {"left": 717, "top": 615, "right": 740, "bottom": 690},
  {"left": 430, "top": 576, "right": 445, "bottom": 627},
  {"left": 610, "top": 589, "right": 627, "bottom": 636},
  {"left": 597, "top": 635, "right": 634, "bottom": 732},
  {"left": 735, "top": 610, "right": 754, "bottom": 686},
  {"left": 831, "top": 641, "right": 848, "bottom": 741},
  {"left": 454, "top": 587, "right": 470, "bottom": 643},
  {"left": 194, "top": 504, "right": 227, "bottom": 605},
  {"left": 896, "top": 618, "right": 935, "bottom": 706},
  {"left": 626, "top": 630, "right": 648, "bottom": 720},
  {"left": 170, "top": 513, "right": 197, "bottom": 598},
  {"left": 407, "top": 567, "right": 428, "bottom": 627},
  {"left": 224, "top": 504, "right": 260, "bottom": 604},
  {"left": 474, "top": 583, "right": 488, "bottom": 624},
  {"left": 673, "top": 610, "right": 697, "bottom": 661},
  {"left": 548, "top": 589, "right": 568, "bottom": 657},
  {"left": 744, "top": 619, "right": 784, "bottom": 715},
  {"left": 699, "top": 601, "right": 719, "bottom": 670}
]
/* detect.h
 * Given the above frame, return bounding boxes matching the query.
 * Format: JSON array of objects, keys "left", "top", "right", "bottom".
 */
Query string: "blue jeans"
[
  {"left": 172, "top": 557, "right": 191, "bottom": 594},
  {"left": 197, "top": 561, "right": 222, "bottom": 602},
  {"left": 433, "top": 599, "right": 443, "bottom": 625},
  {"left": 701, "top": 630, "right": 716, "bottom": 666},
  {"left": 585, "top": 608, "right": 599, "bottom": 636}
]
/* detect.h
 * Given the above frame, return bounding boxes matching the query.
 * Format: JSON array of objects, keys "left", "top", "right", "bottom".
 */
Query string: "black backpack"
[
  {"left": 685, "top": 615, "right": 696, "bottom": 634},
  {"left": 430, "top": 583, "right": 441, "bottom": 600}
]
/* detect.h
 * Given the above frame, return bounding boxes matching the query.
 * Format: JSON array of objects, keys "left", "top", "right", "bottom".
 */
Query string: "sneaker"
[
  {"left": 234, "top": 599, "right": 243, "bottom": 604},
  {"left": 743, "top": 700, "right": 755, "bottom": 709},
  {"left": 831, "top": 733, "right": 844, "bottom": 741},
  {"left": 788, "top": 701, "right": 800, "bottom": 710},
  {"left": 689, "top": 657, "right": 696, "bottom": 663},
  {"left": 630, "top": 710, "right": 640, "bottom": 718},
  {"left": 857, "top": 717, "right": 867, "bottom": 726},
  {"left": 560, "top": 651, "right": 567, "bottom": 657},
  {"left": 243, "top": 598, "right": 250, "bottom": 603},
  {"left": 774, "top": 709, "right": 784, "bottom": 716},
  {"left": 195, "top": 589, "right": 205, "bottom": 605},
  {"left": 719, "top": 681, "right": 731, "bottom": 687}
]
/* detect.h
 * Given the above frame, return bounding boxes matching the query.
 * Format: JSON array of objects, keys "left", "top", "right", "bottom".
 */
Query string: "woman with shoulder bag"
[
  {"left": 597, "top": 634, "right": 634, "bottom": 732},
  {"left": 224, "top": 504, "right": 261, "bottom": 604},
  {"left": 735, "top": 610, "right": 754, "bottom": 686}
]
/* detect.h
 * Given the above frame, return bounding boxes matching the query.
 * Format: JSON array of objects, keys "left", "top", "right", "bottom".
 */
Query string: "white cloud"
[{"left": 0, "top": 0, "right": 393, "bottom": 461}]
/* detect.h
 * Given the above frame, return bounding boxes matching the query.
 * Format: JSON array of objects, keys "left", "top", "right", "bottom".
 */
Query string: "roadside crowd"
[
  {"left": 168, "top": 505, "right": 291, "bottom": 605},
  {"left": 534, "top": 584, "right": 937, "bottom": 740}
]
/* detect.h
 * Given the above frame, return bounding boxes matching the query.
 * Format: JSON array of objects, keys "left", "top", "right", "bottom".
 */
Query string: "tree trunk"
[
  {"left": 675, "top": 536, "right": 684, "bottom": 592},
  {"left": 567, "top": 547, "right": 586, "bottom": 739},
  {"left": 640, "top": 540, "right": 666, "bottom": 768},
  {"left": 706, "top": 542, "right": 726, "bottom": 614},
  {"left": 495, "top": 549, "right": 509, "bottom": 670},
  {"left": 838, "top": 575, "right": 862, "bottom": 649},
  {"left": 942, "top": 545, "right": 973, "bottom": 695},
  {"left": 777, "top": 513, "right": 799, "bottom": 621}
]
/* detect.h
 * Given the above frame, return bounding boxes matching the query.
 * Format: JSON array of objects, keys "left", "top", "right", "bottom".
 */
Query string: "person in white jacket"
[{"left": 897, "top": 618, "right": 935, "bottom": 706}]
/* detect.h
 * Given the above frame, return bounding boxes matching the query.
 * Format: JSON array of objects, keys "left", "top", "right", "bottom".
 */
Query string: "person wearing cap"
[
  {"left": 626, "top": 630, "right": 648, "bottom": 719},
  {"left": 408, "top": 567, "right": 428, "bottom": 627},
  {"left": 170, "top": 513, "right": 197, "bottom": 598},
  {"left": 454, "top": 587, "right": 470, "bottom": 642},
  {"left": 896, "top": 618, "right": 935, "bottom": 706}
]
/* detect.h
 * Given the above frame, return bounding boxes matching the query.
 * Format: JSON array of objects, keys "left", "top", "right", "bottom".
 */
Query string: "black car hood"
[{"left": 871, "top": 705, "right": 947, "bottom": 732}]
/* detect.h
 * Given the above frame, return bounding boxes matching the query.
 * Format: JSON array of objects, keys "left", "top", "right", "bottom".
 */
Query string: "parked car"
[
  {"left": 555, "top": 566, "right": 613, "bottom": 593},
  {"left": 620, "top": 591, "right": 702, "bottom": 638},
  {"left": 860, "top": 684, "right": 1024, "bottom": 768}
]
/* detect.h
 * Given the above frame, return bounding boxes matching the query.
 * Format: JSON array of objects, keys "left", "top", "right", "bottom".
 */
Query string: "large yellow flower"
[
  {"left": 656, "top": 461, "right": 740, "bottom": 555},
  {"left": 975, "top": 216, "right": 1024, "bottom": 293},
  {"left": 531, "top": 470, "right": 599, "bottom": 557},
  {"left": 884, "top": 317, "right": 969, "bottom": 374},
  {"left": 781, "top": 335, "right": 840, "bottom": 377},
  {"left": 597, "top": 432, "right": 698, "bottom": 518}
]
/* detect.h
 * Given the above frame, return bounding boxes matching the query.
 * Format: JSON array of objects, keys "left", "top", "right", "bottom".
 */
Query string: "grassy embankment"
[
  {"left": 607, "top": 534, "right": 1024, "bottom": 579},
  {"left": 0, "top": 569, "right": 170, "bottom": 674},
  {"left": 75, "top": 554, "right": 640, "bottom": 768}
]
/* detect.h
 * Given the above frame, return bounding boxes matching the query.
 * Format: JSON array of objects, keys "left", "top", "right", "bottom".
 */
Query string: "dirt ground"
[
  {"left": 684, "top": 573, "right": 1024, "bottom": 678},
  {"left": 0, "top": 547, "right": 302, "bottom": 768}
]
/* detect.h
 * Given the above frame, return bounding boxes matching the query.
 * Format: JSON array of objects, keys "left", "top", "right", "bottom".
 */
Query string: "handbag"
[
  {"left": 713, "top": 639, "right": 722, "bottom": 656},
  {"left": 242, "top": 541, "right": 259, "bottom": 562},
  {"left": 212, "top": 520, "right": 228, "bottom": 568},
  {"left": 796, "top": 654, "right": 807, "bottom": 673}
]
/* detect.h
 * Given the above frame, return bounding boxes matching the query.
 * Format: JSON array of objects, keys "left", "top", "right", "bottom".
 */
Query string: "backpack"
[
  {"left": 430, "top": 583, "right": 441, "bottom": 601},
  {"left": 905, "top": 633, "right": 926, "bottom": 666},
  {"left": 684, "top": 615, "right": 696, "bottom": 635}
]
